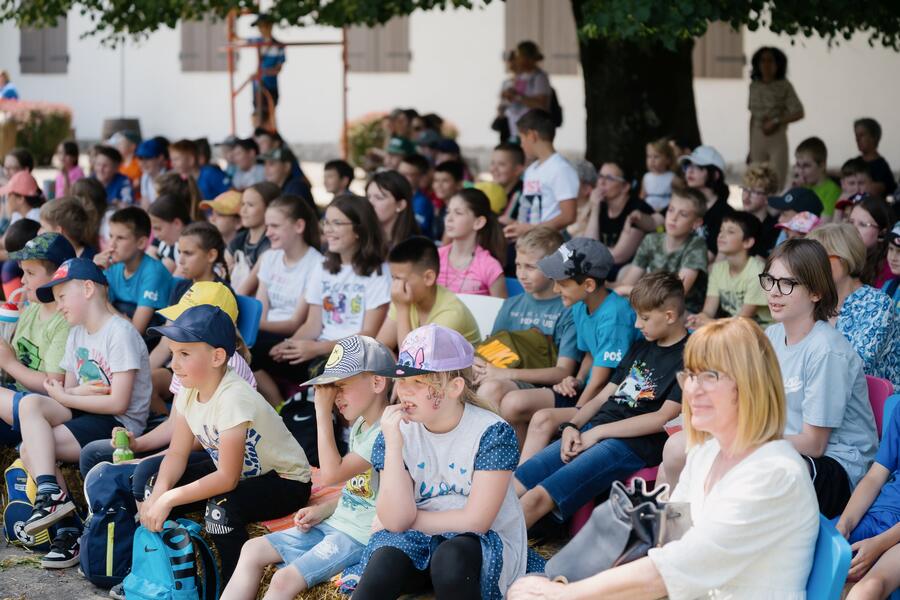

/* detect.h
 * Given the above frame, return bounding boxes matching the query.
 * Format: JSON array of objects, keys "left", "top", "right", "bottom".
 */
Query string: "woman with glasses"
[
  {"left": 806, "top": 224, "right": 900, "bottom": 390},
  {"left": 761, "top": 238, "right": 878, "bottom": 518},
  {"left": 583, "top": 161, "right": 652, "bottom": 269},
  {"left": 847, "top": 194, "right": 893, "bottom": 287},
  {"left": 510, "top": 318, "right": 819, "bottom": 599}
]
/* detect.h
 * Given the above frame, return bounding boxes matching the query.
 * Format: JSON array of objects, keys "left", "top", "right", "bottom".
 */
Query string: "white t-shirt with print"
[
  {"left": 258, "top": 246, "right": 322, "bottom": 322},
  {"left": 305, "top": 262, "right": 391, "bottom": 341},
  {"left": 59, "top": 314, "right": 152, "bottom": 434},
  {"left": 518, "top": 152, "right": 580, "bottom": 225}
]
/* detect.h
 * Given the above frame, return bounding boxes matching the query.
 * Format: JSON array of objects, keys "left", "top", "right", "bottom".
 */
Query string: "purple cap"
[{"left": 377, "top": 324, "right": 474, "bottom": 378}]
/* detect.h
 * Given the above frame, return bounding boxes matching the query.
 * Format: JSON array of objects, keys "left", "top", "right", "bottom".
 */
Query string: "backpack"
[
  {"left": 476, "top": 328, "right": 558, "bottom": 370},
  {"left": 549, "top": 87, "right": 563, "bottom": 128},
  {"left": 79, "top": 461, "right": 140, "bottom": 588},
  {"left": 123, "top": 518, "right": 219, "bottom": 600},
  {"left": 3, "top": 458, "right": 59, "bottom": 551}
]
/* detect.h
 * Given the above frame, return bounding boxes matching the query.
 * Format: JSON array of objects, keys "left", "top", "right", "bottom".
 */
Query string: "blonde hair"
[
  {"left": 646, "top": 137, "right": 676, "bottom": 170},
  {"left": 806, "top": 223, "right": 867, "bottom": 280},
  {"left": 682, "top": 318, "right": 785, "bottom": 454},
  {"left": 422, "top": 368, "right": 497, "bottom": 414},
  {"left": 742, "top": 163, "right": 779, "bottom": 195},
  {"left": 516, "top": 226, "right": 564, "bottom": 258}
]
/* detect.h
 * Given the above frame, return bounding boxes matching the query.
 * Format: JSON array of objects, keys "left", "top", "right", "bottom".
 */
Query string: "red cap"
[{"left": 0, "top": 171, "right": 39, "bottom": 197}]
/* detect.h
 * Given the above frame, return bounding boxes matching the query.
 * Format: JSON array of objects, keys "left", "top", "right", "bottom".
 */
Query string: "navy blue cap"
[
  {"left": 36, "top": 257, "right": 108, "bottom": 303},
  {"left": 135, "top": 139, "right": 164, "bottom": 159},
  {"left": 433, "top": 138, "right": 460, "bottom": 155},
  {"left": 9, "top": 233, "right": 76, "bottom": 267},
  {"left": 768, "top": 187, "right": 824, "bottom": 216},
  {"left": 148, "top": 305, "right": 236, "bottom": 358}
]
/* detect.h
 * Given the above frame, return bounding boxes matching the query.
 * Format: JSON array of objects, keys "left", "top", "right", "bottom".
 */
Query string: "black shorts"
[
  {"left": 63, "top": 412, "right": 121, "bottom": 449},
  {"left": 553, "top": 390, "right": 579, "bottom": 409},
  {"left": 803, "top": 454, "right": 852, "bottom": 519}
]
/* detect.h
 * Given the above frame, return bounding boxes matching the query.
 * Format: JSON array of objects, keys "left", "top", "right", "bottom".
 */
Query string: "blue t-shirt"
[
  {"left": 107, "top": 254, "right": 174, "bottom": 321},
  {"left": 412, "top": 190, "right": 434, "bottom": 240},
  {"left": 491, "top": 293, "right": 579, "bottom": 361},
  {"left": 869, "top": 401, "right": 900, "bottom": 517},
  {"left": 102, "top": 173, "right": 134, "bottom": 205},
  {"left": 1, "top": 83, "right": 19, "bottom": 100},
  {"left": 197, "top": 165, "right": 232, "bottom": 200},
  {"left": 572, "top": 290, "right": 639, "bottom": 382},
  {"left": 881, "top": 277, "right": 900, "bottom": 316},
  {"left": 250, "top": 37, "right": 286, "bottom": 90}
]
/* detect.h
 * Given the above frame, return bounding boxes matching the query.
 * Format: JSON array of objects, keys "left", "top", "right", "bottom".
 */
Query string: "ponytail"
[{"left": 179, "top": 221, "right": 228, "bottom": 283}]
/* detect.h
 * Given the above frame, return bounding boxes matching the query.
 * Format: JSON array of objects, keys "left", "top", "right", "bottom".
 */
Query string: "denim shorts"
[
  {"left": 515, "top": 422, "right": 645, "bottom": 520},
  {"left": 265, "top": 521, "right": 364, "bottom": 587}
]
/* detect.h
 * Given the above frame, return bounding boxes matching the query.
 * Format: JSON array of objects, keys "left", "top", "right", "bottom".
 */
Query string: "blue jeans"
[
  {"left": 265, "top": 521, "right": 365, "bottom": 587},
  {"left": 515, "top": 425, "right": 644, "bottom": 520}
]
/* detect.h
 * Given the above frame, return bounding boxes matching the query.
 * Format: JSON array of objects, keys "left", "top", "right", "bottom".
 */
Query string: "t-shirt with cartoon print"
[
  {"left": 590, "top": 335, "right": 687, "bottom": 465},
  {"left": 322, "top": 416, "right": 381, "bottom": 545},
  {"left": 305, "top": 262, "right": 392, "bottom": 342},
  {"left": 59, "top": 314, "right": 152, "bottom": 434},
  {"left": 174, "top": 368, "right": 311, "bottom": 483}
]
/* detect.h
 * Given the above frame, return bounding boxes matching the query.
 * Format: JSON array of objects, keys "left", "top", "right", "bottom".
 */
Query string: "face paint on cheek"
[{"left": 428, "top": 387, "right": 443, "bottom": 410}]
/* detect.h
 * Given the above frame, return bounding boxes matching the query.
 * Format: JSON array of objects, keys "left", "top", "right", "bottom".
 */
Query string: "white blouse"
[{"left": 648, "top": 439, "right": 819, "bottom": 599}]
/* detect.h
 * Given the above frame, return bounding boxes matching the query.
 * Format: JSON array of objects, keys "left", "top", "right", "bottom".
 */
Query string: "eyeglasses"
[
  {"left": 740, "top": 186, "right": 767, "bottom": 198},
  {"left": 598, "top": 174, "right": 626, "bottom": 183},
  {"left": 322, "top": 219, "right": 353, "bottom": 230},
  {"left": 759, "top": 273, "right": 800, "bottom": 295},
  {"left": 848, "top": 218, "right": 880, "bottom": 230},
  {"left": 676, "top": 370, "right": 723, "bottom": 389}
]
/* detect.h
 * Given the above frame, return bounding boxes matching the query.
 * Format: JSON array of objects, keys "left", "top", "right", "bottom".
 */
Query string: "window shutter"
[
  {"left": 19, "top": 27, "right": 45, "bottom": 74},
  {"left": 346, "top": 25, "right": 380, "bottom": 72},
  {"left": 693, "top": 21, "right": 744, "bottom": 79},
  {"left": 505, "top": 0, "right": 543, "bottom": 55},
  {"left": 42, "top": 18, "right": 68, "bottom": 74},
  {"left": 347, "top": 17, "right": 410, "bottom": 73},
  {"left": 206, "top": 18, "right": 229, "bottom": 72},
  {"left": 505, "top": 0, "right": 579, "bottom": 75},
  {"left": 181, "top": 19, "right": 210, "bottom": 72}
]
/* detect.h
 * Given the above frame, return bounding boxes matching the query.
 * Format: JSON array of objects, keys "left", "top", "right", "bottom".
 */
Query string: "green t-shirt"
[
  {"left": 810, "top": 179, "right": 841, "bottom": 217},
  {"left": 324, "top": 417, "right": 381, "bottom": 545},
  {"left": 633, "top": 233, "right": 709, "bottom": 313},
  {"left": 388, "top": 285, "right": 481, "bottom": 344},
  {"left": 11, "top": 303, "right": 70, "bottom": 390},
  {"left": 707, "top": 256, "right": 772, "bottom": 326}
]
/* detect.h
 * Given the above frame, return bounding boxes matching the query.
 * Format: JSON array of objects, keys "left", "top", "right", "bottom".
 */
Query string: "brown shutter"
[
  {"left": 43, "top": 18, "right": 68, "bottom": 74},
  {"left": 206, "top": 18, "right": 229, "bottom": 72},
  {"left": 505, "top": 0, "right": 542, "bottom": 55},
  {"left": 693, "top": 21, "right": 744, "bottom": 79},
  {"left": 347, "top": 17, "right": 410, "bottom": 73},
  {"left": 346, "top": 24, "right": 379, "bottom": 72},
  {"left": 181, "top": 19, "right": 210, "bottom": 72},
  {"left": 19, "top": 27, "right": 45, "bottom": 74},
  {"left": 505, "top": 0, "right": 579, "bottom": 75}
]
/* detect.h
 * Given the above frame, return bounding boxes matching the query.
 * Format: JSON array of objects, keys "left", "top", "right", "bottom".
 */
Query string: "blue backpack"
[
  {"left": 80, "top": 461, "right": 139, "bottom": 588},
  {"left": 3, "top": 458, "right": 59, "bottom": 551},
  {"left": 123, "top": 518, "right": 219, "bottom": 600}
]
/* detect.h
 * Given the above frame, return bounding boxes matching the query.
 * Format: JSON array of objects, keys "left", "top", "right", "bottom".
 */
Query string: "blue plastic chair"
[
  {"left": 505, "top": 277, "right": 524, "bottom": 297},
  {"left": 806, "top": 514, "right": 851, "bottom": 600},
  {"left": 235, "top": 295, "right": 263, "bottom": 349}
]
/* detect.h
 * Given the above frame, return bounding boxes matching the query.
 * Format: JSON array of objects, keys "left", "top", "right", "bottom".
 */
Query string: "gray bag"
[{"left": 545, "top": 478, "right": 692, "bottom": 583}]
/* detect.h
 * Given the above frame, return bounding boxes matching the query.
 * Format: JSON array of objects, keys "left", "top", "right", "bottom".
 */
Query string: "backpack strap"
[{"left": 177, "top": 518, "right": 220, "bottom": 600}]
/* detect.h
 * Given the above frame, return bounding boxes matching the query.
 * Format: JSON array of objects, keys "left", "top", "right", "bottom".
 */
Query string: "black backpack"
[{"left": 549, "top": 87, "right": 563, "bottom": 128}]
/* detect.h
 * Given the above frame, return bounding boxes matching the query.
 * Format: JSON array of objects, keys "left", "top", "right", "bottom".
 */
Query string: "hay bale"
[{"left": 0, "top": 445, "right": 86, "bottom": 510}]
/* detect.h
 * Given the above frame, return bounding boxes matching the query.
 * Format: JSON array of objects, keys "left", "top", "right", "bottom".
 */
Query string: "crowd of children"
[{"left": 1, "top": 58, "right": 900, "bottom": 599}]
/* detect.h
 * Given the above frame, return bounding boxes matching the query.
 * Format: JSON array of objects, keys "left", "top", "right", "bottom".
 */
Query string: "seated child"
[
  {"left": 431, "top": 160, "right": 465, "bottom": 227},
  {"left": 135, "top": 138, "right": 167, "bottom": 207},
  {"left": 775, "top": 211, "right": 821, "bottom": 240},
  {"left": 147, "top": 194, "right": 191, "bottom": 273},
  {"left": 96, "top": 206, "right": 173, "bottom": 335},
  {"left": 689, "top": 211, "right": 771, "bottom": 327},
  {"left": 615, "top": 187, "right": 709, "bottom": 313},
  {"left": 91, "top": 145, "right": 133, "bottom": 206},
  {"left": 18, "top": 258, "right": 151, "bottom": 566},
  {"left": 493, "top": 142, "right": 525, "bottom": 225},
  {"left": 766, "top": 186, "right": 824, "bottom": 247},
  {"left": 883, "top": 222, "right": 900, "bottom": 314},
  {"left": 835, "top": 158, "right": 873, "bottom": 223},
  {"left": 740, "top": 163, "right": 780, "bottom": 256},
  {"left": 39, "top": 196, "right": 97, "bottom": 259},
  {"left": 230, "top": 138, "right": 266, "bottom": 191},
  {"left": 640, "top": 137, "right": 676, "bottom": 213},
  {"left": 794, "top": 136, "right": 840, "bottom": 218},
  {"left": 1, "top": 171, "right": 43, "bottom": 224},
  {"left": 515, "top": 271, "right": 687, "bottom": 527},
  {"left": 199, "top": 190, "right": 242, "bottom": 247},
  {"left": 350, "top": 324, "right": 529, "bottom": 600},
  {"left": 377, "top": 236, "right": 481, "bottom": 350},
  {"left": 227, "top": 182, "right": 279, "bottom": 296},
  {"left": 1, "top": 218, "right": 40, "bottom": 299},
  {"left": 140, "top": 305, "right": 311, "bottom": 581},
  {"left": 53, "top": 141, "right": 84, "bottom": 199},
  {"left": 513, "top": 237, "right": 638, "bottom": 461},
  {"left": 323, "top": 159, "right": 353, "bottom": 196},
  {"left": 836, "top": 399, "right": 900, "bottom": 598},
  {"left": 474, "top": 227, "right": 579, "bottom": 427},
  {"left": 222, "top": 336, "right": 394, "bottom": 600},
  {"left": 399, "top": 153, "right": 436, "bottom": 239}
]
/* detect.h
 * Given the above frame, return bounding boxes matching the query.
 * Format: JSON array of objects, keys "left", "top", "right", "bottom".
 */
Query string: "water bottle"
[
  {"left": 0, "top": 301, "right": 20, "bottom": 385},
  {"left": 112, "top": 429, "right": 135, "bottom": 464}
]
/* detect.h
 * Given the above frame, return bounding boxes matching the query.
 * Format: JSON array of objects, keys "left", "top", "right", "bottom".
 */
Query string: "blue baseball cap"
[
  {"left": 135, "top": 139, "right": 164, "bottom": 159},
  {"left": 433, "top": 138, "right": 460, "bottom": 155},
  {"left": 148, "top": 305, "right": 236, "bottom": 358},
  {"left": 9, "top": 233, "right": 76, "bottom": 268},
  {"left": 36, "top": 257, "right": 108, "bottom": 303}
]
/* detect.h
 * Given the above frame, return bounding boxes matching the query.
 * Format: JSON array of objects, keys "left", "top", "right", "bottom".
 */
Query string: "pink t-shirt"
[
  {"left": 169, "top": 353, "right": 257, "bottom": 396},
  {"left": 54, "top": 166, "right": 85, "bottom": 198},
  {"left": 437, "top": 243, "right": 504, "bottom": 296}
]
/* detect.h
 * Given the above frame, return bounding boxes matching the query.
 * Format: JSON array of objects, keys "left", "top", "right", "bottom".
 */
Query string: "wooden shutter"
[
  {"left": 505, "top": 0, "right": 579, "bottom": 75},
  {"left": 207, "top": 18, "right": 229, "bottom": 72},
  {"left": 347, "top": 16, "right": 411, "bottom": 73},
  {"left": 693, "top": 21, "right": 744, "bottom": 79},
  {"left": 19, "top": 18, "right": 67, "bottom": 74},
  {"left": 181, "top": 17, "right": 229, "bottom": 72}
]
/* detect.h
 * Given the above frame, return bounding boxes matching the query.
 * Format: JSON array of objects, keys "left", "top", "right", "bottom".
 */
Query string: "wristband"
[{"left": 557, "top": 422, "right": 580, "bottom": 435}]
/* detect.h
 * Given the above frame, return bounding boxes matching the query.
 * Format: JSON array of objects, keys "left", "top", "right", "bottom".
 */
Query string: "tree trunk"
[{"left": 572, "top": 1, "right": 702, "bottom": 177}]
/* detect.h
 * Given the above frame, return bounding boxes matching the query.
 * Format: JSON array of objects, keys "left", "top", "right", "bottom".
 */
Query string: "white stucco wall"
[{"left": 1, "top": 6, "right": 899, "bottom": 171}]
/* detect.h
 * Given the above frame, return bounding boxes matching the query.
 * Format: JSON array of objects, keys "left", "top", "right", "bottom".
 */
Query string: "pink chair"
[{"left": 866, "top": 375, "right": 894, "bottom": 440}]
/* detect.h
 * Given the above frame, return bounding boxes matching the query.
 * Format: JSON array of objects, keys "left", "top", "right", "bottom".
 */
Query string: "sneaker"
[
  {"left": 109, "top": 583, "right": 125, "bottom": 600},
  {"left": 41, "top": 530, "right": 80, "bottom": 569},
  {"left": 23, "top": 491, "right": 76, "bottom": 536}
]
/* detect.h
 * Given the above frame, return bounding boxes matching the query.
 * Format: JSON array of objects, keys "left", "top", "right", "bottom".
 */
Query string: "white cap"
[{"left": 679, "top": 145, "right": 726, "bottom": 172}]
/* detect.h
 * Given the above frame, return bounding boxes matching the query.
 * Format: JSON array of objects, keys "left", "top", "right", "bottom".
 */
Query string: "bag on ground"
[{"left": 3, "top": 458, "right": 58, "bottom": 551}]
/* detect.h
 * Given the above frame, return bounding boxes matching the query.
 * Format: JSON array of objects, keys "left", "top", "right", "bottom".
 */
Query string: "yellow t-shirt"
[
  {"left": 388, "top": 285, "right": 481, "bottom": 344},
  {"left": 175, "top": 369, "right": 311, "bottom": 482},
  {"left": 707, "top": 256, "right": 772, "bottom": 326}
]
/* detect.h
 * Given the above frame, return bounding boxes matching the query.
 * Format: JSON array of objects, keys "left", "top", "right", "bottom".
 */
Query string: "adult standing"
[
  {"left": 503, "top": 41, "right": 551, "bottom": 141},
  {"left": 509, "top": 318, "right": 820, "bottom": 600},
  {"left": 0, "top": 70, "right": 19, "bottom": 100},
  {"left": 251, "top": 14, "right": 285, "bottom": 129},
  {"left": 747, "top": 47, "right": 804, "bottom": 190}
]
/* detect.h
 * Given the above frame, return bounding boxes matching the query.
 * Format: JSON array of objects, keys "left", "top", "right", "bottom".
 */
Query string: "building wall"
[{"left": 1, "top": 6, "right": 900, "bottom": 171}]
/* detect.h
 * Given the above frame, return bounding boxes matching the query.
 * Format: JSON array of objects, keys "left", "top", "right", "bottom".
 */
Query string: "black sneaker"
[
  {"left": 41, "top": 530, "right": 80, "bottom": 569},
  {"left": 23, "top": 491, "right": 76, "bottom": 536}
]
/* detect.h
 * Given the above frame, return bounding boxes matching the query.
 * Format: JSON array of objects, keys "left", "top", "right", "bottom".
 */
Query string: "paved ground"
[{"left": 0, "top": 545, "right": 105, "bottom": 600}]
